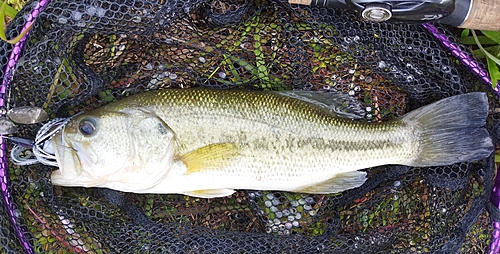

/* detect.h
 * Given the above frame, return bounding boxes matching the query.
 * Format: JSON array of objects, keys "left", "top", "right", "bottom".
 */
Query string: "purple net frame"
[
  {"left": 421, "top": 23, "right": 500, "bottom": 253},
  {"left": 0, "top": 3, "right": 499, "bottom": 252},
  {"left": 1, "top": 1, "right": 50, "bottom": 253}
]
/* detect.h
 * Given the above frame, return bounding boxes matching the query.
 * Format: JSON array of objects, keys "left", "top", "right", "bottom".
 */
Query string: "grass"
[
  {"left": 0, "top": 1, "right": 32, "bottom": 44},
  {"left": 460, "top": 29, "right": 500, "bottom": 89}
]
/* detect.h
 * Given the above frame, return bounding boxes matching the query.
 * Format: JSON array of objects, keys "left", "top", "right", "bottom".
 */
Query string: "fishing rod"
[{"left": 289, "top": 0, "right": 499, "bottom": 31}]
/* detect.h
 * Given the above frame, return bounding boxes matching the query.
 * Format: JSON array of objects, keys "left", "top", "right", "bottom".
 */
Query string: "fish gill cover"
[{"left": 0, "top": 0, "right": 498, "bottom": 253}]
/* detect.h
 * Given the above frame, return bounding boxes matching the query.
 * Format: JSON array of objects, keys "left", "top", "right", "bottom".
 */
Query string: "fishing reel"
[
  {"left": 349, "top": 0, "right": 455, "bottom": 23},
  {"left": 291, "top": 0, "right": 465, "bottom": 25}
]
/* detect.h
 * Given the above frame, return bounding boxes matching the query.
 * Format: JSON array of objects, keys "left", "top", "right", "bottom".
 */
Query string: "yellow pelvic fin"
[
  {"left": 184, "top": 189, "right": 236, "bottom": 198},
  {"left": 181, "top": 143, "right": 240, "bottom": 174},
  {"left": 297, "top": 171, "right": 367, "bottom": 194}
]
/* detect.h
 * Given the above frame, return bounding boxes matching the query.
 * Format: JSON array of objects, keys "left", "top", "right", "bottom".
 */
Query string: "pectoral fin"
[
  {"left": 297, "top": 171, "right": 367, "bottom": 194},
  {"left": 184, "top": 189, "right": 235, "bottom": 198},
  {"left": 181, "top": 143, "right": 240, "bottom": 174}
]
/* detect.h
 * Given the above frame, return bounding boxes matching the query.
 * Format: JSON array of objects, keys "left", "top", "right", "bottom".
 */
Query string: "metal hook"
[{"left": 9, "top": 115, "right": 78, "bottom": 166}]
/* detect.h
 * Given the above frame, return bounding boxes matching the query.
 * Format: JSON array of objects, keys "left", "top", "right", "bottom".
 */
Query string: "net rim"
[{"left": 0, "top": 1, "right": 498, "bottom": 252}]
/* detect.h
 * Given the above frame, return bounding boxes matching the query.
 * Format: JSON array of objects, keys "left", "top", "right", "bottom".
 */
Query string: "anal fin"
[
  {"left": 184, "top": 189, "right": 236, "bottom": 198},
  {"left": 297, "top": 171, "right": 367, "bottom": 194}
]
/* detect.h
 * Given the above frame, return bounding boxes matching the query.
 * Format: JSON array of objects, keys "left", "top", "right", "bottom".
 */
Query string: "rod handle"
[{"left": 459, "top": 0, "right": 500, "bottom": 30}]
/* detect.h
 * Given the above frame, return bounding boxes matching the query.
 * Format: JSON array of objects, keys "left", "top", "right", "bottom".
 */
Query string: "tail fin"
[{"left": 404, "top": 92, "right": 493, "bottom": 167}]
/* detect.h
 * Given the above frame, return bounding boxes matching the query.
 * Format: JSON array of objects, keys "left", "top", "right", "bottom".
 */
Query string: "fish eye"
[{"left": 78, "top": 117, "right": 97, "bottom": 136}]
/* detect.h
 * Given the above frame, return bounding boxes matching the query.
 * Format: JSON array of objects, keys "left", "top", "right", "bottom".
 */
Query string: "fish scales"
[
  {"left": 110, "top": 89, "right": 414, "bottom": 170},
  {"left": 49, "top": 89, "right": 493, "bottom": 197}
]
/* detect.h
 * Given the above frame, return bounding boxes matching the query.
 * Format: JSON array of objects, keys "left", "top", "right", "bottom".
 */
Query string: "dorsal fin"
[{"left": 276, "top": 91, "right": 366, "bottom": 120}]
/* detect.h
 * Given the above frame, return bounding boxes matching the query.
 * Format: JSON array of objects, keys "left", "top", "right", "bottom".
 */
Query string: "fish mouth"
[
  {"left": 34, "top": 117, "right": 74, "bottom": 166},
  {"left": 10, "top": 115, "right": 78, "bottom": 167}
]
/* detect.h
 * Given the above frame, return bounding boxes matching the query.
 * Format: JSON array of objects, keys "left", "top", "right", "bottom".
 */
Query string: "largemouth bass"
[{"left": 48, "top": 89, "right": 493, "bottom": 198}]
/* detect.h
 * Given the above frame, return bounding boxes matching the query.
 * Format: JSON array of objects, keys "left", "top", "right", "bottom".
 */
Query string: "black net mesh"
[{"left": 0, "top": 0, "right": 497, "bottom": 253}]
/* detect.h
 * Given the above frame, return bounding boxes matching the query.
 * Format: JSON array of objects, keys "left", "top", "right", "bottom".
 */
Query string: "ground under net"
[{"left": 0, "top": 0, "right": 498, "bottom": 253}]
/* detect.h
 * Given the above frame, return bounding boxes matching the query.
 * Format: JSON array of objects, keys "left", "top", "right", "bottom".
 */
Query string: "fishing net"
[{"left": 0, "top": 0, "right": 498, "bottom": 253}]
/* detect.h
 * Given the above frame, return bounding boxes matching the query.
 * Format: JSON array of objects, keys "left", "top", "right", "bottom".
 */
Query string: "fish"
[{"left": 48, "top": 89, "right": 493, "bottom": 198}]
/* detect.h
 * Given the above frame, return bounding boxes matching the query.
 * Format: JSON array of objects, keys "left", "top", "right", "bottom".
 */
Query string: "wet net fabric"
[{"left": 0, "top": 0, "right": 497, "bottom": 253}]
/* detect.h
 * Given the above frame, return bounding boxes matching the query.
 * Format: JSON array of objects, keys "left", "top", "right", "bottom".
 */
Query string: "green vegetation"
[
  {"left": 0, "top": 1, "right": 32, "bottom": 44},
  {"left": 460, "top": 29, "right": 500, "bottom": 89}
]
